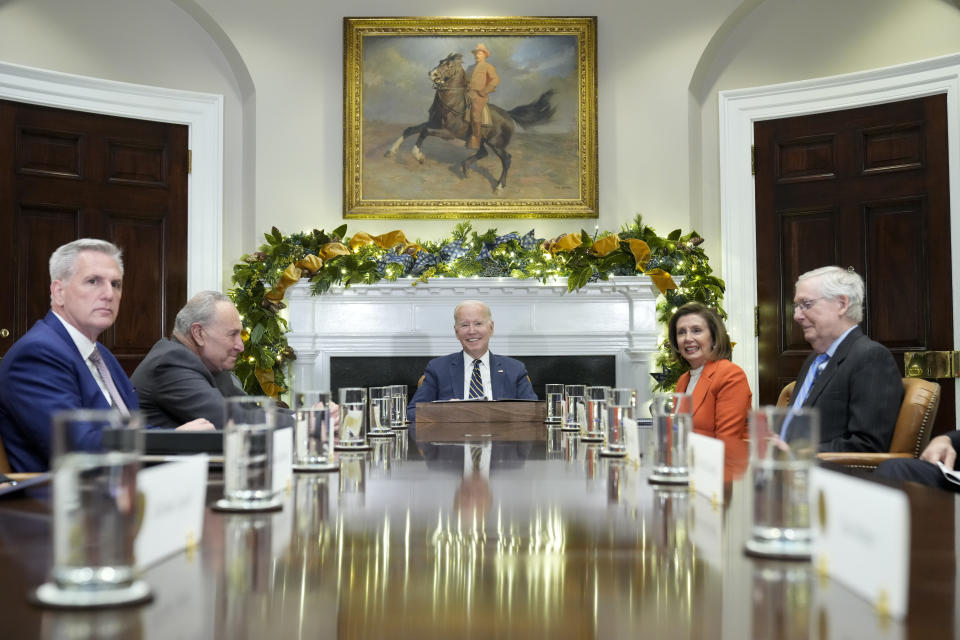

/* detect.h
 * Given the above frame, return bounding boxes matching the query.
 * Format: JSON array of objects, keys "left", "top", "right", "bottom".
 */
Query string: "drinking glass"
[
  {"left": 217, "top": 396, "right": 281, "bottom": 511},
  {"left": 34, "top": 409, "right": 151, "bottom": 608},
  {"left": 583, "top": 386, "right": 609, "bottom": 442},
  {"left": 744, "top": 406, "right": 820, "bottom": 559},
  {"left": 602, "top": 388, "right": 634, "bottom": 457},
  {"left": 544, "top": 384, "right": 564, "bottom": 425},
  {"left": 388, "top": 384, "right": 408, "bottom": 429},
  {"left": 337, "top": 387, "right": 369, "bottom": 450},
  {"left": 562, "top": 384, "right": 586, "bottom": 432},
  {"left": 292, "top": 390, "right": 337, "bottom": 472},
  {"left": 648, "top": 392, "right": 693, "bottom": 484},
  {"left": 367, "top": 386, "right": 394, "bottom": 437}
]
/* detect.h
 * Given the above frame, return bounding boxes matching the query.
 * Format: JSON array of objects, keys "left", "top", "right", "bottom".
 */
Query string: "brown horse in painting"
[{"left": 385, "top": 53, "right": 555, "bottom": 194}]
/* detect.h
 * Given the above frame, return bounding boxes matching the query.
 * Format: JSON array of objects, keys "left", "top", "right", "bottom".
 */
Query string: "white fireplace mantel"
[{"left": 287, "top": 276, "right": 663, "bottom": 407}]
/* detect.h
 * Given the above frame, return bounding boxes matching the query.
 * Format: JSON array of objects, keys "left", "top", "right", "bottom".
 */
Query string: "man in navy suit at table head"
[
  {"left": 0, "top": 238, "right": 211, "bottom": 471},
  {"left": 406, "top": 300, "right": 537, "bottom": 431}
]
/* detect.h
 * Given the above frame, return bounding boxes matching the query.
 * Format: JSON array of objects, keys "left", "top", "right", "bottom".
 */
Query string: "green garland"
[{"left": 228, "top": 215, "right": 725, "bottom": 396}]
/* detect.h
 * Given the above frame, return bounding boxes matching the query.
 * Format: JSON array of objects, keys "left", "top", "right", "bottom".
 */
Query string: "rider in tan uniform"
[{"left": 466, "top": 43, "right": 499, "bottom": 150}]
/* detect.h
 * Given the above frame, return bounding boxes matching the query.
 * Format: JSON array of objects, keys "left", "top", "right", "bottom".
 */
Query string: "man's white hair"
[
  {"left": 453, "top": 300, "right": 493, "bottom": 324},
  {"left": 797, "top": 265, "right": 864, "bottom": 323},
  {"left": 49, "top": 238, "right": 124, "bottom": 283}
]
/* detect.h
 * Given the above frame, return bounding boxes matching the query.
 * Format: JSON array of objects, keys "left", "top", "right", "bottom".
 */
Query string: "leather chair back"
[
  {"left": 775, "top": 377, "right": 940, "bottom": 469},
  {"left": 890, "top": 377, "right": 939, "bottom": 456},
  {"left": 0, "top": 434, "right": 11, "bottom": 474}
]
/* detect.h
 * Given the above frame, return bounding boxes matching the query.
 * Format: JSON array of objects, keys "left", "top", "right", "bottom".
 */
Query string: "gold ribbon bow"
[
  {"left": 263, "top": 244, "right": 351, "bottom": 302},
  {"left": 627, "top": 239, "right": 677, "bottom": 293},
  {"left": 544, "top": 233, "right": 582, "bottom": 254},
  {"left": 254, "top": 367, "right": 283, "bottom": 399},
  {"left": 349, "top": 230, "right": 418, "bottom": 253},
  {"left": 591, "top": 233, "right": 620, "bottom": 257}
]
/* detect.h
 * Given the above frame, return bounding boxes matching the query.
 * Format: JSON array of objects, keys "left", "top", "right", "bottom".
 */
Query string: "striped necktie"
[
  {"left": 469, "top": 359, "right": 485, "bottom": 399},
  {"left": 89, "top": 347, "right": 131, "bottom": 417}
]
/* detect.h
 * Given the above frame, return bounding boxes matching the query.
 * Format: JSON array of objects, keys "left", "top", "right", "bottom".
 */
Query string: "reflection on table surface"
[{"left": 0, "top": 432, "right": 956, "bottom": 639}]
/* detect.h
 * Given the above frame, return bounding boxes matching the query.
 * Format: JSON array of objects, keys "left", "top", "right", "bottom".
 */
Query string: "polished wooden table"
[{"left": 0, "top": 431, "right": 956, "bottom": 639}]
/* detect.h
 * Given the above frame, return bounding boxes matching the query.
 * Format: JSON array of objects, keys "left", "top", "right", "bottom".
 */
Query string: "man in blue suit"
[
  {"left": 0, "top": 239, "right": 211, "bottom": 472},
  {"left": 406, "top": 300, "right": 537, "bottom": 431}
]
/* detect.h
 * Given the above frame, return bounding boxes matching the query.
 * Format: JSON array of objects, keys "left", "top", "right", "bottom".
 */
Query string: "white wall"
[{"left": 0, "top": 0, "right": 959, "bottom": 292}]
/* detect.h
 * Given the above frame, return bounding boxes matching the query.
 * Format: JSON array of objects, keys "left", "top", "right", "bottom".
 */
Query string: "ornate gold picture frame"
[{"left": 343, "top": 16, "right": 598, "bottom": 219}]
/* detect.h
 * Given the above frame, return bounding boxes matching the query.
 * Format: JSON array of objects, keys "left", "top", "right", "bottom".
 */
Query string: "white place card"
[
  {"left": 273, "top": 426, "right": 293, "bottom": 494},
  {"left": 810, "top": 466, "right": 910, "bottom": 619},
  {"left": 623, "top": 417, "right": 640, "bottom": 460},
  {"left": 688, "top": 432, "right": 725, "bottom": 504},
  {"left": 690, "top": 492, "right": 723, "bottom": 569},
  {"left": 135, "top": 455, "right": 208, "bottom": 569}
]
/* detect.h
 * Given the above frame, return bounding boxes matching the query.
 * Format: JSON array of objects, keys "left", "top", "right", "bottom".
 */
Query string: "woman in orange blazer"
[{"left": 668, "top": 303, "right": 752, "bottom": 442}]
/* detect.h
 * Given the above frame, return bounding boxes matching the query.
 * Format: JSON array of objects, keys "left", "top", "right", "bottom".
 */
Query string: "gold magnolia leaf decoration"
[
  {"left": 628, "top": 238, "right": 651, "bottom": 270},
  {"left": 646, "top": 268, "right": 678, "bottom": 294},
  {"left": 296, "top": 254, "right": 324, "bottom": 275},
  {"left": 265, "top": 263, "right": 304, "bottom": 302},
  {"left": 255, "top": 367, "right": 283, "bottom": 399},
  {"left": 544, "top": 233, "right": 582, "bottom": 254},
  {"left": 319, "top": 242, "right": 350, "bottom": 261},
  {"left": 591, "top": 233, "right": 620, "bottom": 257}
]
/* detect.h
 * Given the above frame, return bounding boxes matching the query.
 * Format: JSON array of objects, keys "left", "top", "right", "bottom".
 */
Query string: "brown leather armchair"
[
  {"left": 776, "top": 377, "right": 941, "bottom": 471},
  {"left": 0, "top": 434, "right": 11, "bottom": 474}
]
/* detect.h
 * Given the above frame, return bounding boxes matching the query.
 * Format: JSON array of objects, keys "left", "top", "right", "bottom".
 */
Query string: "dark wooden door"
[
  {"left": 755, "top": 95, "right": 954, "bottom": 436},
  {"left": 0, "top": 100, "right": 188, "bottom": 375}
]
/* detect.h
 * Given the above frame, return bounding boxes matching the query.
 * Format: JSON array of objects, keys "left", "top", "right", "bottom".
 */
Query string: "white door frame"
[
  {"left": 719, "top": 52, "right": 960, "bottom": 411},
  {"left": 0, "top": 61, "right": 223, "bottom": 293}
]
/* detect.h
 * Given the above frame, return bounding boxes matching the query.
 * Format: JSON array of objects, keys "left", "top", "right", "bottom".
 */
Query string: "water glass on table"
[
  {"left": 544, "top": 384, "right": 564, "bottom": 425},
  {"left": 292, "top": 390, "right": 338, "bottom": 472},
  {"left": 601, "top": 387, "right": 635, "bottom": 457},
  {"left": 388, "top": 384, "right": 408, "bottom": 429},
  {"left": 337, "top": 387, "right": 370, "bottom": 450},
  {"left": 34, "top": 409, "right": 151, "bottom": 608},
  {"left": 744, "top": 406, "right": 820, "bottom": 560},
  {"left": 562, "top": 384, "right": 586, "bottom": 432},
  {"left": 583, "top": 385, "right": 609, "bottom": 442},
  {"left": 367, "top": 386, "right": 395, "bottom": 438},
  {"left": 217, "top": 396, "right": 282, "bottom": 512},
  {"left": 648, "top": 392, "right": 693, "bottom": 484}
]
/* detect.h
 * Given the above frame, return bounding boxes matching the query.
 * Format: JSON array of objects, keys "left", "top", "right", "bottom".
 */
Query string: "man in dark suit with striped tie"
[
  {"left": 406, "top": 300, "right": 537, "bottom": 430},
  {"left": 788, "top": 266, "right": 901, "bottom": 452}
]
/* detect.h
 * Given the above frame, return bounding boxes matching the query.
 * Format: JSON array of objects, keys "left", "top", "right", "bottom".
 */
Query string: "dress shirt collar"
[
  {"left": 51, "top": 310, "right": 98, "bottom": 360},
  {"left": 823, "top": 325, "right": 857, "bottom": 358},
  {"left": 465, "top": 351, "right": 491, "bottom": 368}
]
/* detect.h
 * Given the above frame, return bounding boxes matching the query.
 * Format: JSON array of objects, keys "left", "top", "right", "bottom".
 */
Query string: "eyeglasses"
[{"left": 793, "top": 297, "right": 825, "bottom": 312}]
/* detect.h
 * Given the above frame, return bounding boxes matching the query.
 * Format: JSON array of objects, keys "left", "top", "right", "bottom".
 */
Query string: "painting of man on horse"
[{"left": 360, "top": 35, "right": 581, "bottom": 200}]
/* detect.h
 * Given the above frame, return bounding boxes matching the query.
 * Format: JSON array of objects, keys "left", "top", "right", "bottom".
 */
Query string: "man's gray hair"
[
  {"left": 174, "top": 291, "right": 232, "bottom": 335},
  {"left": 453, "top": 300, "right": 493, "bottom": 324},
  {"left": 797, "top": 266, "right": 864, "bottom": 323},
  {"left": 49, "top": 238, "right": 124, "bottom": 282}
]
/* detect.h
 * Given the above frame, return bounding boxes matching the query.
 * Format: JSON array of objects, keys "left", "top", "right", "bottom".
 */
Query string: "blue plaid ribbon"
[
  {"left": 377, "top": 253, "right": 414, "bottom": 275},
  {"left": 519, "top": 230, "right": 539, "bottom": 250},
  {"left": 440, "top": 240, "right": 469, "bottom": 262},
  {"left": 410, "top": 251, "right": 439, "bottom": 275}
]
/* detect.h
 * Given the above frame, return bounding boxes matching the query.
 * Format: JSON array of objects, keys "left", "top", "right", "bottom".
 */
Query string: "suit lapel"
[
  {"left": 489, "top": 353, "right": 504, "bottom": 399},
  {"left": 804, "top": 327, "right": 860, "bottom": 406},
  {"left": 690, "top": 360, "right": 715, "bottom": 416},
  {"left": 451, "top": 352, "right": 465, "bottom": 399}
]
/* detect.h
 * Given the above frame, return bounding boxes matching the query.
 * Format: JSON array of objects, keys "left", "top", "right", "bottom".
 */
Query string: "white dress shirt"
[{"left": 51, "top": 311, "right": 113, "bottom": 406}]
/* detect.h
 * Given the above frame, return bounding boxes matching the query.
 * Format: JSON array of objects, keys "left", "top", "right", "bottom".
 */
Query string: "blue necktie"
[
  {"left": 469, "top": 359, "right": 485, "bottom": 399},
  {"left": 781, "top": 353, "right": 829, "bottom": 439}
]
